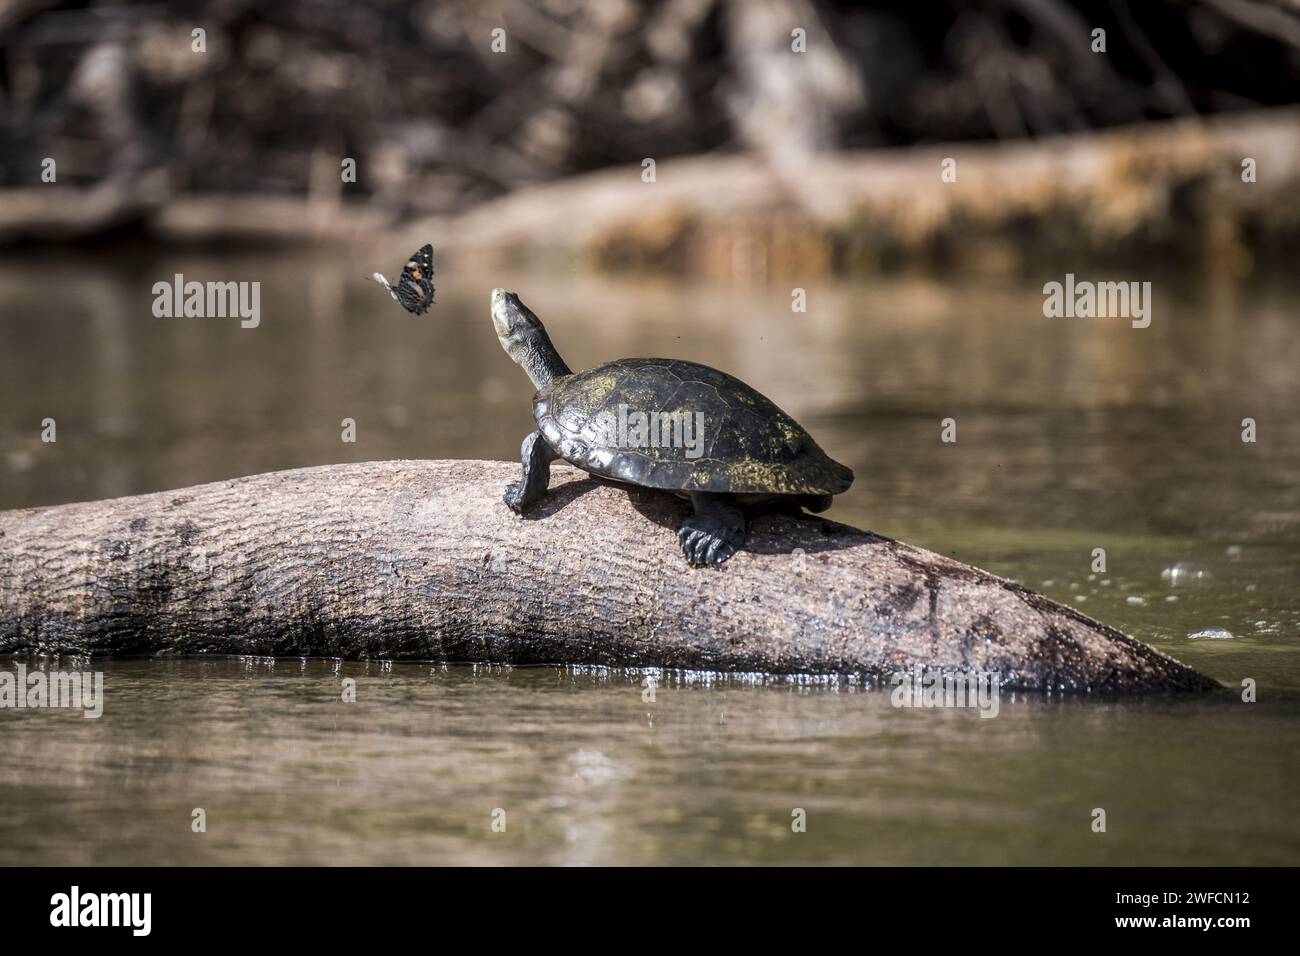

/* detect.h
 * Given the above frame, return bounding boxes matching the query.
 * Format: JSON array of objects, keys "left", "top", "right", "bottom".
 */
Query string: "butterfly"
[{"left": 370, "top": 243, "right": 435, "bottom": 315}]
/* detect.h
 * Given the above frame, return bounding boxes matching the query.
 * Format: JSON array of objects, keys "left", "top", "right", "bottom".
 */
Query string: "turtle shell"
[{"left": 534, "top": 358, "right": 853, "bottom": 495}]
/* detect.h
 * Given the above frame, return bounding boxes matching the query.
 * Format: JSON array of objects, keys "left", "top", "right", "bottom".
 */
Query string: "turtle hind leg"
[
  {"left": 678, "top": 493, "right": 746, "bottom": 566},
  {"left": 504, "top": 430, "right": 556, "bottom": 514}
]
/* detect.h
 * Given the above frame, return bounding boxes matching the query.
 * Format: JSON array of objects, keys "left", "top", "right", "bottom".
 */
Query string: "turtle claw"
[
  {"left": 503, "top": 482, "right": 526, "bottom": 514},
  {"left": 677, "top": 523, "right": 740, "bottom": 567},
  {"left": 678, "top": 494, "right": 746, "bottom": 567}
]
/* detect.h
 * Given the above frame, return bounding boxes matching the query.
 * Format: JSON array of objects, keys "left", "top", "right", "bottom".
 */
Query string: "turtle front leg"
[
  {"left": 678, "top": 493, "right": 747, "bottom": 566},
  {"left": 504, "top": 430, "right": 557, "bottom": 514}
]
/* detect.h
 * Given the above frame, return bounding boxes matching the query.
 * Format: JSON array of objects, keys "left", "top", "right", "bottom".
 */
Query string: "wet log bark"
[{"left": 0, "top": 460, "right": 1217, "bottom": 693}]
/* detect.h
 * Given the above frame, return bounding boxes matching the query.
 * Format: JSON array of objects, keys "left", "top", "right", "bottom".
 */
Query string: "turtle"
[{"left": 491, "top": 288, "right": 854, "bottom": 566}]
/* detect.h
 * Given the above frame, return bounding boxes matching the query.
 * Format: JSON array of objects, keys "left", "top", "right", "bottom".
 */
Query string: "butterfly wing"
[{"left": 393, "top": 244, "right": 435, "bottom": 315}]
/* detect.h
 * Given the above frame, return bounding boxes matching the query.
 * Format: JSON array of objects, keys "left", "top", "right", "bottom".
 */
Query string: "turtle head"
[
  {"left": 491, "top": 288, "right": 571, "bottom": 389},
  {"left": 491, "top": 288, "right": 537, "bottom": 341}
]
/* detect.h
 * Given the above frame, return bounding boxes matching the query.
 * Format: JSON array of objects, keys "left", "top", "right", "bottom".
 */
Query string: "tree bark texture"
[{"left": 0, "top": 460, "right": 1219, "bottom": 693}]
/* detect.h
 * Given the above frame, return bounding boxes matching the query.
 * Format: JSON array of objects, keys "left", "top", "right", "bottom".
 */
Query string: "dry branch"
[{"left": 0, "top": 460, "right": 1218, "bottom": 693}]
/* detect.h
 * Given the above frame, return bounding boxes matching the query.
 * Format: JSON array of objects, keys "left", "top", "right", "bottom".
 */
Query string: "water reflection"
[{"left": 0, "top": 659, "right": 1296, "bottom": 865}]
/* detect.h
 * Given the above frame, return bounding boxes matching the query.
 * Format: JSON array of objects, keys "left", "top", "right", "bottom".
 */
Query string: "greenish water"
[
  {"left": 2, "top": 659, "right": 1297, "bottom": 866},
  {"left": 1, "top": 249, "right": 1298, "bottom": 864}
]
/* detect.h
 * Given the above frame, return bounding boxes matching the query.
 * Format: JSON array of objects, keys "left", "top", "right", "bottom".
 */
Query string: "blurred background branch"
[{"left": 1, "top": 0, "right": 1298, "bottom": 267}]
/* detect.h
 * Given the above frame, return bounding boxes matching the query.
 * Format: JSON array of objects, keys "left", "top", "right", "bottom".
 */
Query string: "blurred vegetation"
[{"left": 2, "top": 0, "right": 1299, "bottom": 210}]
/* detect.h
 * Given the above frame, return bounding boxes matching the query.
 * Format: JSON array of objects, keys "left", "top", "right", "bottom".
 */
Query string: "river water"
[{"left": 1, "top": 249, "right": 1297, "bottom": 864}]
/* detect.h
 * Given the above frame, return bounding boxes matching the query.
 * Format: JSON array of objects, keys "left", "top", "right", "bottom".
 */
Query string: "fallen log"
[{"left": 0, "top": 460, "right": 1217, "bottom": 693}]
